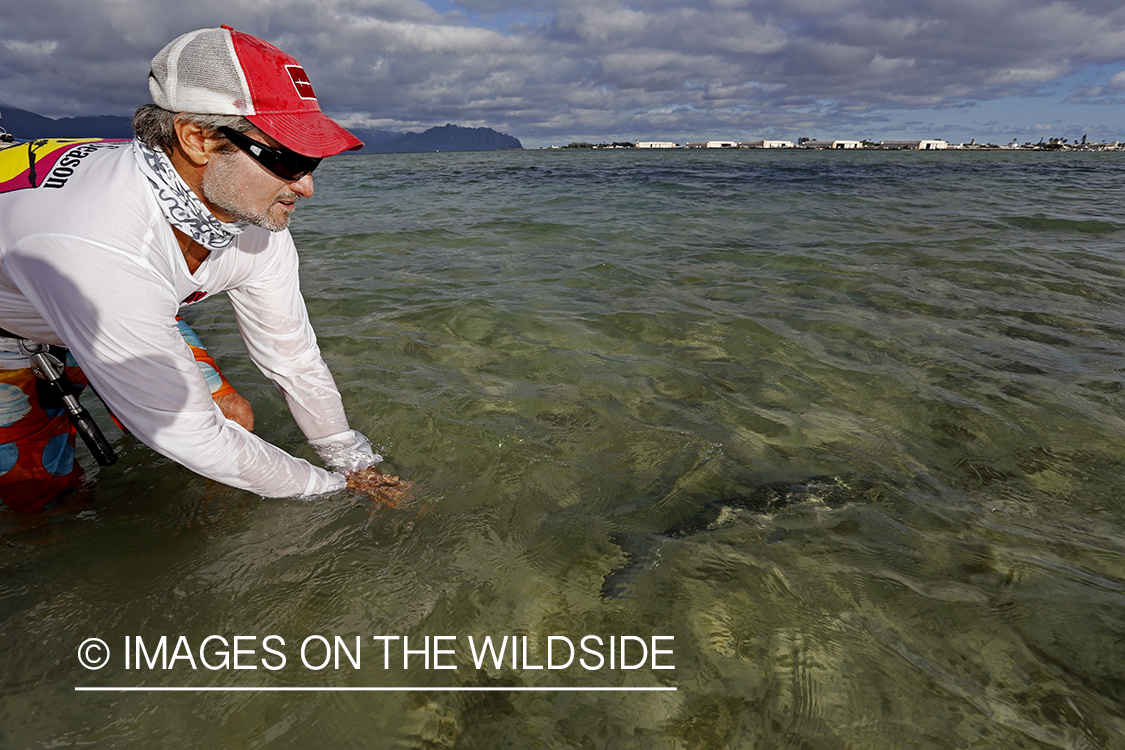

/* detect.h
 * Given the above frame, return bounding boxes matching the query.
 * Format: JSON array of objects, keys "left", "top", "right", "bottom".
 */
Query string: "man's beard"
[{"left": 202, "top": 152, "right": 298, "bottom": 232}]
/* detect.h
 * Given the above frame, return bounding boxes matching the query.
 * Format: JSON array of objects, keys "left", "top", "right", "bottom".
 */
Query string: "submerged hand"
[{"left": 346, "top": 466, "right": 414, "bottom": 507}]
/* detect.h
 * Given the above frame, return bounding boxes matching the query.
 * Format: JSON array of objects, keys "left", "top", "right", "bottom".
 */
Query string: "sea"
[{"left": 2, "top": 147, "right": 1125, "bottom": 749}]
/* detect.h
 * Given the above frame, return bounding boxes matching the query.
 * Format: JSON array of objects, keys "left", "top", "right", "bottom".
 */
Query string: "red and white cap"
[{"left": 148, "top": 25, "right": 363, "bottom": 158}]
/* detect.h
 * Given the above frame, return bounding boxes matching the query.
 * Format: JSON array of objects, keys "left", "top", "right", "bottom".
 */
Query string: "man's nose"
[{"left": 291, "top": 173, "right": 314, "bottom": 197}]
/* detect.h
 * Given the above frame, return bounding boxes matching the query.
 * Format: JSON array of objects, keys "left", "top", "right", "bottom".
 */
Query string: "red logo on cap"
[{"left": 286, "top": 66, "right": 317, "bottom": 100}]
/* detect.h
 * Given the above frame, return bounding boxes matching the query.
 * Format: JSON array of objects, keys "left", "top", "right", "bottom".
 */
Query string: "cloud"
[
  {"left": 0, "top": 0, "right": 1123, "bottom": 143},
  {"left": 1063, "top": 66, "right": 1125, "bottom": 104}
]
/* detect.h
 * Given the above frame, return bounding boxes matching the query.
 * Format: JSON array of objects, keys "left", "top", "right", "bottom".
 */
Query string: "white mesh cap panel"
[{"left": 148, "top": 28, "right": 255, "bottom": 115}]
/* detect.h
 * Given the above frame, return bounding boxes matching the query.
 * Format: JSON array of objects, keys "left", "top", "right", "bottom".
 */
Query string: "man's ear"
[{"left": 172, "top": 117, "right": 217, "bottom": 167}]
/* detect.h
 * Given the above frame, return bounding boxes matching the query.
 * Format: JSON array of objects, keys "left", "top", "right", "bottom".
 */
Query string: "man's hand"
[{"left": 346, "top": 466, "right": 413, "bottom": 507}]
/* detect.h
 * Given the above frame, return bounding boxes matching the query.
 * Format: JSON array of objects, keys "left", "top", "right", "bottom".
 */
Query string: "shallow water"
[{"left": 3, "top": 149, "right": 1125, "bottom": 748}]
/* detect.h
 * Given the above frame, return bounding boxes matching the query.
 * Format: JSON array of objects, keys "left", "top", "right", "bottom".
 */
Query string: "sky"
[{"left": 1, "top": 0, "right": 1124, "bottom": 148}]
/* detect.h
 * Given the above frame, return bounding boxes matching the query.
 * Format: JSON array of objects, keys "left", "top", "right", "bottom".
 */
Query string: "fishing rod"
[{"left": 18, "top": 339, "right": 117, "bottom": 466}]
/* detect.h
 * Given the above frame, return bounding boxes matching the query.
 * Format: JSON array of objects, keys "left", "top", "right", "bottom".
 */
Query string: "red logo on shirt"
[
  {"left": 287, "top": 66, "right": 317, "bottom": 100},
  {"left": 182, "top": 291, "right": 208, "bottom": 304}
]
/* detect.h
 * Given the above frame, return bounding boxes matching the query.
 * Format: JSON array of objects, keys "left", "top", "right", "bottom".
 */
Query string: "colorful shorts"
[{"left": 0, "top": 319, "right": 235, "bottom": 513}]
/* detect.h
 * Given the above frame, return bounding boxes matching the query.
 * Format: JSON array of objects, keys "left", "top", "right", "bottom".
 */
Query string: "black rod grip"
[
  {"left": 68, "top": 405, "right": 117, "bottom": 466},
  {"left": 24, "top": 347, "right": 118, "bottom": 467}
]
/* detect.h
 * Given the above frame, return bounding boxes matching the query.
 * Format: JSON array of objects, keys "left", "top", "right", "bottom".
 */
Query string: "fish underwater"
[{"left": 600, "top": 475, "right": 874, "bottom": 598}]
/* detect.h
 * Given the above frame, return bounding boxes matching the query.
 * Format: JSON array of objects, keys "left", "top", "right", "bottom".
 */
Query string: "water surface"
[{"left": 3, "top": 149, "right": 1125, "bottom": 748}]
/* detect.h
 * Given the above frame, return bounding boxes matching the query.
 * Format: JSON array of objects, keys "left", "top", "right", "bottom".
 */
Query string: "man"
[{"left": 0, "top": 26, "right": 403, "bottom": 512}]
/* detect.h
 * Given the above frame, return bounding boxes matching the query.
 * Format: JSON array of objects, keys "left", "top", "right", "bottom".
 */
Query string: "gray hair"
[{"left": 132, "top": 103, "right": 254, "bottom": 154}]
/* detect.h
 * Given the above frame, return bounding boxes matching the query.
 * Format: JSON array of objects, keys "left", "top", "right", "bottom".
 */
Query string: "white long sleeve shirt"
[{"left": 0, "top": 138, "right": 368, "bottom": 497}]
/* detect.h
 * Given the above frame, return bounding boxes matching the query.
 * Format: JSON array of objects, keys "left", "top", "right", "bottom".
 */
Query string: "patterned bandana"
[{"left": 132, "top": 138, "right": 248, "bottom": 251}]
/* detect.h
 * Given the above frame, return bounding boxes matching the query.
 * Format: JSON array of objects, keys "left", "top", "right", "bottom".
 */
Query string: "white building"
[
  {"left": 635, "top": 141, "right": 679, "bottom": 149},
  {"left": 801, "top": 140, "right": 864, "bottom": 149},
  {"left": 740, "top": 140, "right": 794, "bottom": 148},
  {"left": 686, "top": 140, "right": 739, "bottom": 148},
  {"left": 878, "top": 139, "right": 949, "bottom": 150}
]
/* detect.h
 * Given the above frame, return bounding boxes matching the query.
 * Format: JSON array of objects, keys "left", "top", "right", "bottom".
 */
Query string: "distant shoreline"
[{"left": 549, "top": 138, "right": 1122, "bottom": 152}]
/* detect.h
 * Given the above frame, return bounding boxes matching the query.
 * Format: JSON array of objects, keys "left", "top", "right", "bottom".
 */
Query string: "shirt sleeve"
[
  {"left": 1, "top": 232, "right": 347, "bottom": 497},
  {"left": 224, "top": 232, "right": 351, "bottom": 443}
]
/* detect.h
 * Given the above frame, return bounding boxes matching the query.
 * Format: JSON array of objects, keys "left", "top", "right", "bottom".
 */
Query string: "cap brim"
[{"left": 247, "top": 111, "right": 364, "bottom": 158}]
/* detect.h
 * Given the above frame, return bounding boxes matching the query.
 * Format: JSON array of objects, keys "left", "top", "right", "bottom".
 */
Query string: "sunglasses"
[{"left": 217, "top": 127, "right": 321, "bottom": 181}]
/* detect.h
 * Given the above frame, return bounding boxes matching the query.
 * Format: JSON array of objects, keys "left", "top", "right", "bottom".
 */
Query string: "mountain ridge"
[
  {"left": 0, "top": 105, "right": 522, "bottom": 153},
  {"left": 355, "top": 123, "right": 522, "bottom": 153}
]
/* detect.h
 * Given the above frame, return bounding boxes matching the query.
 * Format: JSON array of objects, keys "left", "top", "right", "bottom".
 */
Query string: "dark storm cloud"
[{"left": 1, "top": 0, "right": 1122, "bottom": 143}]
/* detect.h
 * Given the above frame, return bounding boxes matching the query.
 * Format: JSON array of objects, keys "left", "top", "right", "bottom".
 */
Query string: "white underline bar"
[{"left": 76, "top": 686, "right": 676, "bottom": 692}]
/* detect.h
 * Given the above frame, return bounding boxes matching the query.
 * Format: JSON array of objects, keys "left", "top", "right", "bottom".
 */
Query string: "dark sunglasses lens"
[
  {"left": 220, "top": 128, "right": 320, "bottom": 180},
  {"left": 271, "top": 154, "right": 320, "bottom": 181}
]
